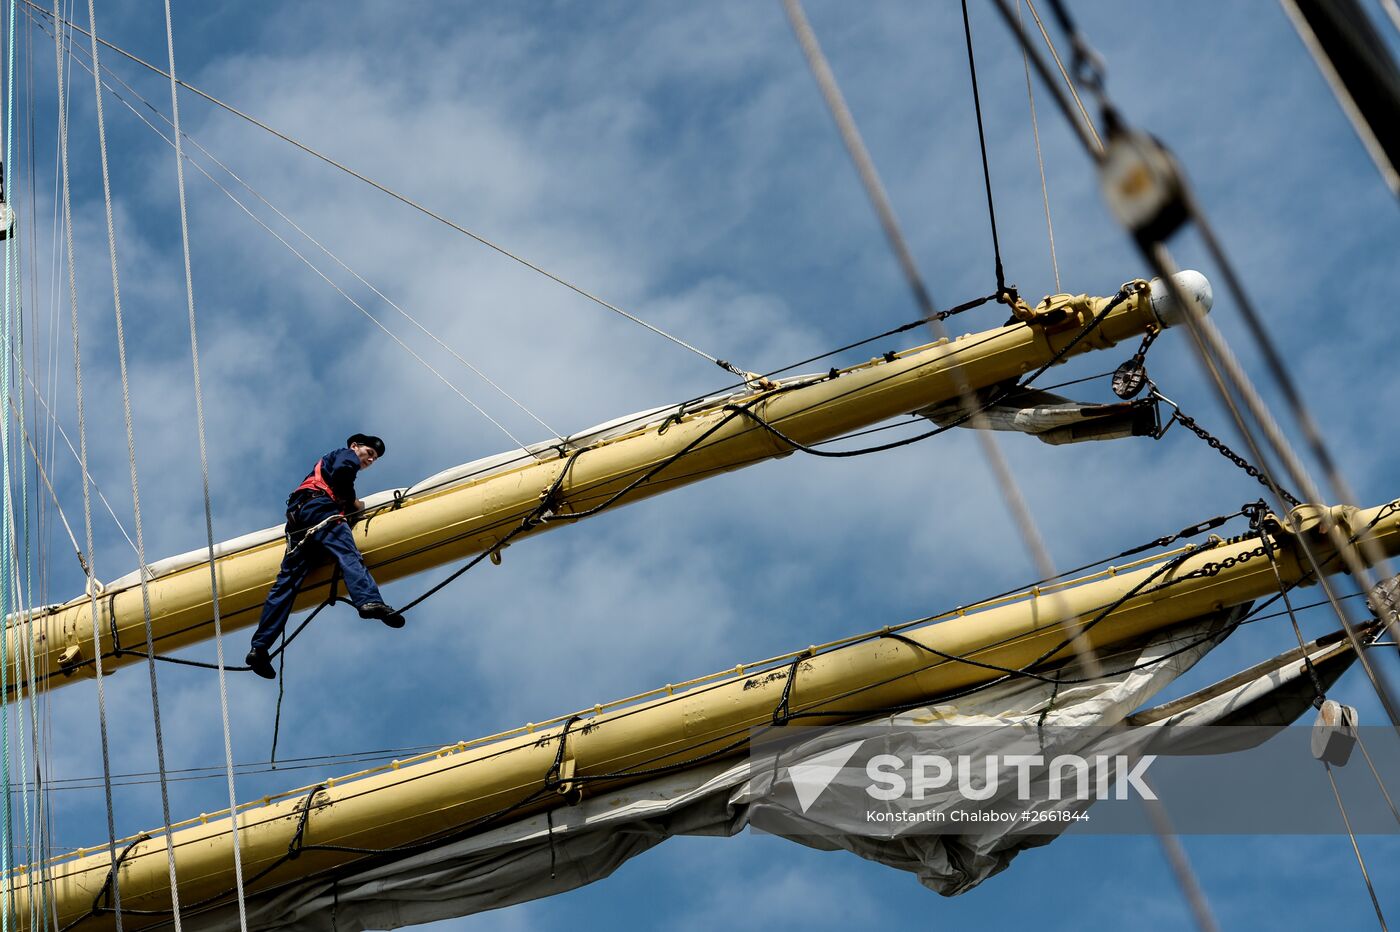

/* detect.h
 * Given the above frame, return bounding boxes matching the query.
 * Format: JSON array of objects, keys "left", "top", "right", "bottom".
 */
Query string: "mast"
[
  {"left": 19, "top": 495, "right": 1400, "bottom": 929},
  {"left": 8, "top": 276, "right": 1195, "bottom": 695}
]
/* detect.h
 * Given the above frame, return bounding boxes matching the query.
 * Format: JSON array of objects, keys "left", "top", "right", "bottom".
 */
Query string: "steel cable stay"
[
  {"left": 19, "top": 0, "right": 764, "bottom": 386},
  {"left": 15, "top": 12, "right": 60, "bottom": 922}
]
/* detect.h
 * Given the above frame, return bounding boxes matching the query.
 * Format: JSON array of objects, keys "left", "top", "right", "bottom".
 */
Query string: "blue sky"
[{"left": 10, "top": 0, "right": 1400, "bottom": 929}]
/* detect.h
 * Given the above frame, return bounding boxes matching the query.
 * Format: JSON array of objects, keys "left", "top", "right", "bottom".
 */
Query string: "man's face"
[{"left": 351, "top": 443, "right": 379, "bottom": 470}]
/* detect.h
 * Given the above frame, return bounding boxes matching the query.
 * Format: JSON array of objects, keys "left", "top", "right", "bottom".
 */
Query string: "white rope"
[
  {"left": 51, "top": 0, "right": 123, "bottom": 923},
  {"left": 13, "top": 360, "right": 146, "bottom": 561},
  {"left": 1016, "top": 0, "right": 1059, "bottom": 292},
  {"left": 150, "top": 0, "right": 222, "bottom": 926},
  {"left": 18, "top": 20, "right": 59, "bottom": 914},
  {"left": 1023, "top": 0, "right": 1102, "bottom": 153}
]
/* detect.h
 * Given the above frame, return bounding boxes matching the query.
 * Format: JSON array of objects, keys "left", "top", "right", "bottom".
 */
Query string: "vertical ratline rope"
[
  {"left": 159, "top": 0, "right": 241, "bottom": 926},
  {"left": 51, "top": 0, "right": 123, "bottom": 924}
]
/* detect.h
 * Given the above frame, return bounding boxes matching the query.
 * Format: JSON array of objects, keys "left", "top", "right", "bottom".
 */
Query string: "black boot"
[
  {"left": 358, "top": 601, "right": 406, "bottom": 629},
  {"left": 245, "top": 647, "right": 276, "bottom": 680}
]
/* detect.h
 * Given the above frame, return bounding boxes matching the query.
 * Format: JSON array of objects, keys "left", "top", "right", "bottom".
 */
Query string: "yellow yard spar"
[
  {"left": 19, "top": 496, "right": 1399, "bottom": 929},
  {"left": 7, "top": 276, "right": 1196, "bottom": 695}
]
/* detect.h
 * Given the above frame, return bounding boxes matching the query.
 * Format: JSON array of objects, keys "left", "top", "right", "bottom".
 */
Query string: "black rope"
[
  {"left": 270, "top": 626, "right": 289, "bottom": 765},
  {"left": 771, "top": 653, "right": 809, "bottom": 726},
  {"left": 82, "top": 499, "right": 1392, "bottom": 926},
  {"left": 961, "top": 0, "right": 1011, "bottom": 300},
  {"left": 287, "top": 784, "right": 324, "bottom": 860},
  {"left": 720, "top": 285, "right": 1132, "bottom": 457},
  {"left": 34, "top": 289, "right": 1022, "bottom": 690},
  {"left": 63, "top": 833, "right": 149, "bottom": 932},
  {"left": 781, "top": 541, "right": 1215, "bottom": 723}
]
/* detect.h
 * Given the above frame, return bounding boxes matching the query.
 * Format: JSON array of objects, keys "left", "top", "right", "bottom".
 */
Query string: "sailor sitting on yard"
[{"left": 245, "top": 433, "right": 403, "bottom": 680}]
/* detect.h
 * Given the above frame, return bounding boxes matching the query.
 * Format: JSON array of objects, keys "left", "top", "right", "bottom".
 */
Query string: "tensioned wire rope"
[
  {"left": 1016, "top": 0, "right": 1060, "bottom": 292},
  {"left": 0, "top": 0, "right": 19, "bottom": 921},
  {"left": 47, "top": 0, "right": 122, "bottom": 926},
  {"left": 18, "top": 0, "right": 765, "bottom": 386},
  {"left": 0, "top": 0, "right": 51, "bottom": 917},
  {"left": 779, "top": 2, "right": 1216, "bottom": 928}
]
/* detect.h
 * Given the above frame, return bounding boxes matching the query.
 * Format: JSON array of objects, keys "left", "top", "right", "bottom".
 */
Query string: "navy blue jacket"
[{"left": 290, "top": 447, "right": 362, "bottom": 510}]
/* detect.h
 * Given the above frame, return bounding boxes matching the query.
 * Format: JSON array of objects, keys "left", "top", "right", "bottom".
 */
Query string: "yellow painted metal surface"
[
  {"left": 20, "top": 498, "right": 1400, "bottom": 929},
  {"left": 8, "top": 284, "right": 1167, "bottom": 695}
]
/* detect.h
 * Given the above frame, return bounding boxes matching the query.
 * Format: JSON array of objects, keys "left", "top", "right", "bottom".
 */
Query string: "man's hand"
[{"left": 354, "top": 498, "right": 365, "bottom": 513}]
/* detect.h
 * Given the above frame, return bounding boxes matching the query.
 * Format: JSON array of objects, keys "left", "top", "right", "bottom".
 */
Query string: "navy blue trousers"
[{"left": 250, "top": 495, "right": 383, "bottom": 651}]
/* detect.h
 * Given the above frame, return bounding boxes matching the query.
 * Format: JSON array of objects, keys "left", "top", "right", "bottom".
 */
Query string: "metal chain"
[
  {"left": 1155, "top": 393, "right": 1301, "bottom": 507},
  {"left": 1173, "top": 544, "right": 1267, "bottom": 583}
]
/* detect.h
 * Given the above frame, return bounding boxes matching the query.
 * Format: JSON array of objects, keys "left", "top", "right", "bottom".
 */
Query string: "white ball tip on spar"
[{"left": 1148, "top": 270, "right": 1213, "bottom": 327}]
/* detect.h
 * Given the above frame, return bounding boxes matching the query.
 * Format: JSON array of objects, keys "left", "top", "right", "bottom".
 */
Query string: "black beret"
[{"left": 347, "top": 433, "right": 386, "bottom": 457}]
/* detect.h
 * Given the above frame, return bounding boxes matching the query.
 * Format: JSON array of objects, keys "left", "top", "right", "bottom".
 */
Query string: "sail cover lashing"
[{"left": 186, "top": 610, "right": 1357, "bottom": 930}]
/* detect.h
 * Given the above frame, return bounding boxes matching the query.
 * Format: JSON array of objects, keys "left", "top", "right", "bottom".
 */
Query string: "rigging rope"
[
  {"left": 1022, "top": 0, "right": 1101, "bottom": 152},
  {"left": 50, "top": 0, "right": 123, "bottom": 922},
  {"left": 1015, "top": 0, "right": 1059, "bottom": 291},
  {"left": 1322, "top": 760, "right": 1389, "bottom": 931},
  {"left": 960, "top": 0, "right": 1010, "bottom": 300},
  {"left": 155, "top": 0, "right": 234, "bottom": 922},
  {"left": 20, "top": 0, "right": 753, "bottom": 381}
]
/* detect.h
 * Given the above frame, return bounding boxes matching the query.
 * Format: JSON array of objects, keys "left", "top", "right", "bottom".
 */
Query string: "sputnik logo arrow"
[{"left": 787, "top": 740, "right": 865, "bottom": 813}]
